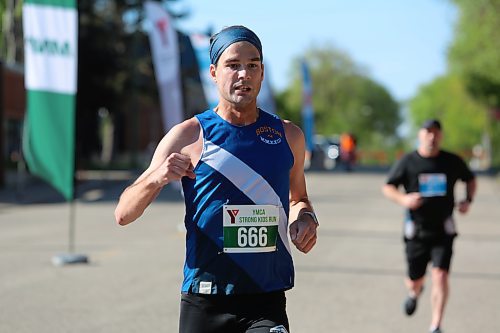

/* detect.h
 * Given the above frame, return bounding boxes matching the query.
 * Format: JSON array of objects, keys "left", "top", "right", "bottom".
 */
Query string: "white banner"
[
  {"left": 144, "top": 1, "right": 183, "bottom": 131},
  {"left": 23, "top": 4, "right": 77, "bottom": 94}
]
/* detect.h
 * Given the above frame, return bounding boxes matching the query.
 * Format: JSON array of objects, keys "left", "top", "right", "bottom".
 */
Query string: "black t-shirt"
[{"left": 386, "top": 150, "right": 475, "bottom": 233}]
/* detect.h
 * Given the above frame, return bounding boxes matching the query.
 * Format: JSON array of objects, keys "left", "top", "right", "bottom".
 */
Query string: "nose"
[{"left": 238, "top": 67, "right": 250, "bottom": 80}]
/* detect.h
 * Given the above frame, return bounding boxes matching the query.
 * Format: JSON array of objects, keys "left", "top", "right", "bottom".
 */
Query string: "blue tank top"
[{"left": 181, "top": 109, "right": 295, "bottom": 295}]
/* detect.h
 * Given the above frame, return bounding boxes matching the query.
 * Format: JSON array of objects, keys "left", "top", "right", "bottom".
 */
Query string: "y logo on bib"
[{"left": 226, "top": 209, "right": 240, "bottom": 224}]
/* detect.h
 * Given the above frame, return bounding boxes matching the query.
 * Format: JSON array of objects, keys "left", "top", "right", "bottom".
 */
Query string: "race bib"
[
  {"left": 223, "top": 205, "right": 279, "bottom": 253},
  {"left": 419, "top": 173, "right": 447, "bottom": 197}
]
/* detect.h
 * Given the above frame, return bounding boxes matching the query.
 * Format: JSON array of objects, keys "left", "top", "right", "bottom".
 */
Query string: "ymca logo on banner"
[
  {"left": 144, "top": 1, "right": 183, "bottom": 132},
  {"left": 154, "top": 17, "right": 170, "bottom": 46},
  {"left": 145, "top": 1, "right": 179, "bottom": 83}
]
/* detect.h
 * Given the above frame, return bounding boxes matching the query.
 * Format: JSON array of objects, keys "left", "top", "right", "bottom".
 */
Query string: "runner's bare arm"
[
  {"left": 458, "top": 177, "right": 477, "bottom": 214},
  {"left": 114, "top": 118, "right": 201, "bottom": 226},
  {"left": 382, "top": 184, "right": 422, "bottom": 210},
  {"left": 284, "top": 120, "right": 318, "bottom": 254}
]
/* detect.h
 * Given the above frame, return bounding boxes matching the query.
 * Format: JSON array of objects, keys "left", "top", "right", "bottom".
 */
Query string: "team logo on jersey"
[{"left": 256, "top": 125, "right": 282, "bottom": 145}]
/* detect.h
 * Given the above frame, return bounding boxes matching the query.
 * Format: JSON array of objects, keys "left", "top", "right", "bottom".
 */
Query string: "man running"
[
  {"left": 115, "top": 25, "right": 319, "bottom": 333},
  {"left": 382, "top": 119, "right": 476, "bottom": 333}
]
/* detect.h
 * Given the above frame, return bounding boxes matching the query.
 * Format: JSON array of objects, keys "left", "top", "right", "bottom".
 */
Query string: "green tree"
[
  {"left": 408, "top": 74, "right": 487, "bottom": 153},
  {"left": 76, "top": 0, "right": 188, "bottom": 167},
  {"left": 1, "top": 0, "right": 24, "bottom": 64},
  {"left": 276, "top": 44, "right": 401, "bottom": 150},
  {"left": 448, "top": 0, "right": 500, "bottom": 166}
]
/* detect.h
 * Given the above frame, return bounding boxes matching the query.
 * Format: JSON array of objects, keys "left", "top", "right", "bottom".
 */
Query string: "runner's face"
[
  {"left": 210, "top": 41, "right": 263, "bottom": 107},
  {"left": 419, "top": 127, "right": 442, "bottom": 153}
]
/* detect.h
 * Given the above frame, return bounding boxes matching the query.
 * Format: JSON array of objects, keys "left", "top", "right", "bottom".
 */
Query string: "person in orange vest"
[{"left": 340, "top": 132, "right": 356, "bottom": 171}]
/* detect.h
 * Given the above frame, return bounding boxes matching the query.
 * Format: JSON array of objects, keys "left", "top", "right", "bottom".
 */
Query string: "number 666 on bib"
[{"left": 223, "top": 205, "right": 280, "bottom": 253}]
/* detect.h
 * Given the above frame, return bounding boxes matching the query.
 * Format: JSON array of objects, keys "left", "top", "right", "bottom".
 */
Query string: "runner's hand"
[
  {"left": 457, "top": 200, "right": 471, "bottom": 214},
  {"left": 289, "top": 216, "right": 317, "bottom": 253},
  {"left": 402, "top": 192, "right": 423, "bottom": 210},
  {"left": 153, "top": 153, "right": 195, "bottom": 186}
]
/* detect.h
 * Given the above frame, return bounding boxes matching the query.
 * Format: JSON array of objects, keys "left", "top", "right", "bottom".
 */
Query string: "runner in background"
[{"left": 382, "top": 119, "right": 476, "bottom": 333}]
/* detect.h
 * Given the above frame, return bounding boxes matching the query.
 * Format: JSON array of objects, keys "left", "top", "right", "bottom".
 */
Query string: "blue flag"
[{"left": 301, "top": 60, "right": 315, "bottom": 153}]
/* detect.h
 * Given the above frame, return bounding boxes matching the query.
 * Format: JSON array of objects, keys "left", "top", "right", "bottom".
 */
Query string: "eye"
[
  {"left": 248, "top": 63, "right": 258, "bottom": 69},
  {"left": 228, "top": 63, "right": 239, "bottom": 70}
]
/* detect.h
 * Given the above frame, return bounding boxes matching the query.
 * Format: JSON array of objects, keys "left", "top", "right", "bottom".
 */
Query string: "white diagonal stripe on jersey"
[{"left": 202, "top": 140, "right": 291, "bottom": 254}]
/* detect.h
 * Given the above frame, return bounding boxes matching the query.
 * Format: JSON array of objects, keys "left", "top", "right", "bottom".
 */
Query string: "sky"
[{"left": 174, "top": 0, "right": 458, "bottom": 102}]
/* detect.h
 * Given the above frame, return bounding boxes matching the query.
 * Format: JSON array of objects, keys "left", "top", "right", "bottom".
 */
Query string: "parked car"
[{"left": 307, "top": 135, "right": 340, "bottom": 170}]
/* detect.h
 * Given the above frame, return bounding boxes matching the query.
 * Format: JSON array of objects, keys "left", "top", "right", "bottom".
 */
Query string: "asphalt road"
[{"left": 1, "top": 172, "right": 499, "bottom": 333}]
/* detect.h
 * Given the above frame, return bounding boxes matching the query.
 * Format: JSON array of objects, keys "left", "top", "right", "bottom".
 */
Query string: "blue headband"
[{"left": 209, "top": 26, "right": 263, "bottom": 65}]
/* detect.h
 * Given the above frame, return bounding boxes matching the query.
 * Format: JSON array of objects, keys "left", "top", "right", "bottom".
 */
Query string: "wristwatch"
[{"left": 300, "top": 211, "right": 319, "bottom": 226}]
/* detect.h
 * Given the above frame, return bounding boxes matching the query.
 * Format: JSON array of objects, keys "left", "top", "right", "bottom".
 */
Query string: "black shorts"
[
  {"left": 405, "top": 235, "right": 455, "bottom": 280},
  {"left": 179, "top": 291, "right": 289, "bottom": 333}
]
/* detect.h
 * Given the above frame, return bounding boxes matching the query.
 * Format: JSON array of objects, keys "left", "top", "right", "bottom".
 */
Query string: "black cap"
[{"left": 421, "top": 119, "right": 441, "bottom": 130}]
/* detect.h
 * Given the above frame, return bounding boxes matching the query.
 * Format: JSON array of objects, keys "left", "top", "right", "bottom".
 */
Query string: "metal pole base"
[{"left": 51, "top": 254, "right": 89, "bottom": 266}]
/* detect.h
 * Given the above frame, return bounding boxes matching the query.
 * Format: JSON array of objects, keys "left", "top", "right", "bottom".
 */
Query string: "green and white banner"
[{"left": 23, "top": 0, "right": 77, "bottom": 200}]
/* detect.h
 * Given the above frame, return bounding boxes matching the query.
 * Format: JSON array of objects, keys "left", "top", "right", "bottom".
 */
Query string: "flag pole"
[
  {"left": 51, "top": 171, "right": 89, "bottom": 267},
  {"left": 50, "top": 2, "right": 88, "bottom": 267},
  {"left": 68, "top": 196, "right": 76, "bottom": 253}
]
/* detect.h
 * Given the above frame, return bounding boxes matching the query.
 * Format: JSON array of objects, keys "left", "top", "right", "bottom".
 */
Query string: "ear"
[
  {"left": 209, "top": 64, "right": 217, "bottom": 82},
  {"left": 260, "top": 63, "right": 265, "bottom": 82}
]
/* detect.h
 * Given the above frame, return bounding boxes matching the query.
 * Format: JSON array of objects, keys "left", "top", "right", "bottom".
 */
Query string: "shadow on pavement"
[
  {"left": 1, "top": 167, "right": 497, "bottom": 206},
  {"left": 0, "top": 170, "right": 184, "bottom": 205}
]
